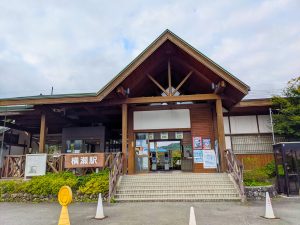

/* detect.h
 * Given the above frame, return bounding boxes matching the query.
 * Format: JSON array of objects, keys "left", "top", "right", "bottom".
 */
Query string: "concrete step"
[
  {"left": 114, "top": 173, "right": 241, "bottom": 202},
  {"left": 120, "top": 181, "right": 234, "bottom": 186},
  {"left": 121, "top": 177, "right": 230, "bottom": 181},
  {"left": 118, "top": 186, "right": 236, "bottom": 191},
  {"left": 116, "top": 189, "right": 238, "bottom": 194},
  {"left": 115, "top": 197, "right": 241, "bottom": 202}
]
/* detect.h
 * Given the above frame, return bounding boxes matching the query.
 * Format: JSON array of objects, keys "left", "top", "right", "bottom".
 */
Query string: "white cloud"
[{"left": 0, "top": 0, "right": 299, "bottom": 98}]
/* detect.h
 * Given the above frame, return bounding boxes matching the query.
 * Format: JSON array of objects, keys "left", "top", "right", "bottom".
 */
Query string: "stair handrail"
[
  {"left": 108, "top": 152, "right": 123, "bottom": 203},
  {"left": 225, "top": 148, "right": 245, "bottom": 200}
]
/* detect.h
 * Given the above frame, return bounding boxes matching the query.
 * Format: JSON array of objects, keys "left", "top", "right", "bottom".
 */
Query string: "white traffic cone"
[
  {"left": 262, "top": 192, "right": 278, "bottom": 219},
  {"left": 95, "top": 193, "right": 106, "bottom": 220},
  {"left": 189, "top": 206, "right": 197, "bottom": 225}
]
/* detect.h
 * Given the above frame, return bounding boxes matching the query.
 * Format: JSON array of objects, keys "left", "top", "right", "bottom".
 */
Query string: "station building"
[{"left": 0, "top": 30, "right": 278, "bottom": 175}]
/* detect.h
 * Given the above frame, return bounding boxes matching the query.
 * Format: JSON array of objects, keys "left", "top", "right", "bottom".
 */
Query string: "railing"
[
  {"left": 47, "top": 154, "right": 64, "bottom": 173},
  {"left": 1, "top": 155, "right": 26, "bottom": 178},
  {"left": 1, "top": 152, "right": 115, "bottom": 178},
  {"left": 108, "top": 152, "right": 123, "bottom": 203},
  {"left": 104, "top": 152, "right": 118, "bottom": 168},
  {"left": 225, "top": 148, "right": 245, "bottom": 201}
]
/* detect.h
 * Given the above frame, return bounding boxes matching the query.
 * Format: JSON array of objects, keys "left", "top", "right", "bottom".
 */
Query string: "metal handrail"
[
  {"left": 225, "top": 148, "right": 245, "bottom": 201},
  {"left": 108, "top": 152, "right": 123, "bottom": 203}
]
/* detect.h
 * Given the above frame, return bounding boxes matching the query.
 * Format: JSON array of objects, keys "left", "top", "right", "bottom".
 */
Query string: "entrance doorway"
[{"left": 149, "top": 140, "right": 181, "bottom": 171}]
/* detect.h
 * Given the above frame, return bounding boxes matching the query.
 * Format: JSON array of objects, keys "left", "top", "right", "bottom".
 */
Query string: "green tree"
[{"left": 272, "top": 77, "right": 300, "bottom": 139}]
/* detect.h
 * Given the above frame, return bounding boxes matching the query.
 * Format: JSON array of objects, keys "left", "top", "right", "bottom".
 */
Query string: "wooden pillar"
[
  {"left": 122, "top": 104, "right": 128, "bottom": 173},
  {"left": 216, "top": 99, "right": 226, "bottom": 172},
  {"left": 39, "top": 113, "right": 46, "bottom": 153},
  {"left": 128, "top": 108, "right": 135, "bottom": 174}
]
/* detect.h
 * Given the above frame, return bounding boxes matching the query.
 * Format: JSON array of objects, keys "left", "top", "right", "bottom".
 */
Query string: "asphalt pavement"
[{"left": 0, "top": 197, "right": 300, "bottom": 225}]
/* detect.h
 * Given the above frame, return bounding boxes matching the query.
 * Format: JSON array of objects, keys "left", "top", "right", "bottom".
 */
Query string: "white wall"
[
  {"left": 258, "top": 115, "right": 272, "bottom": 133},
  {"left": 225, "top": 136, "right": 231, "bottom": 149},
  {"left": 223, "top": 115, "right": 272, "bottom": 134},
  {"left": 223, "top": 116, "right": 230, "bottom": 134},
  {"left": 133, "top": 109, "right": 191, "bottom": 130},
  {"left": 229, "top": 116, "right": 258, "bottom": 134}
]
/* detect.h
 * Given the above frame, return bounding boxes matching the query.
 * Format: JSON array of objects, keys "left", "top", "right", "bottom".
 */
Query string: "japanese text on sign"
[{"left": 64, "top": 153, "right": 104, "bottom": 168}]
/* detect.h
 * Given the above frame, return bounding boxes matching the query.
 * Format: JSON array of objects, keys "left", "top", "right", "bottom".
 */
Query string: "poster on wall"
[
  {"left": 202, "top": 138, "right": 211, "bottom": 150},
  {"left": 183, "top": 145, "right": 193, "bottom": 158},
  {"left": 175, "top": 132, "right": 183, "bottom": 139},
  {"left": 193, "top": 150, "right": 203, "bottom": 163},
  {"left": 160, "top": 132, "right": 169, "bottom": 139},
  {"left": 203, "top": 150, "right": 217, "bottom": 168},
  {"left": 25, "top": 154, "right": 47, "bottom": 178},
  {"left": 193, "top": 137, "right": 202, "bottom": 149}
]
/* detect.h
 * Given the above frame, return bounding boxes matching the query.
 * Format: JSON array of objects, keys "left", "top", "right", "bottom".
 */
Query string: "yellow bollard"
[{"left": 58, "top": 186, "right": 73, "bottom": 225}]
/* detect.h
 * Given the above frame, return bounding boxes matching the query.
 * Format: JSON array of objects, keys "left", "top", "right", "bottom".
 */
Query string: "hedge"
[{"left": 0, "top": 169, "right": 109, "bottom": 201}]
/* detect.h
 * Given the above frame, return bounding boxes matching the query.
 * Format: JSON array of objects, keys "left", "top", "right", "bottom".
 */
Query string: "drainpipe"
[{"left": 269, "top": 108, "right": 275, "bottom": 144}]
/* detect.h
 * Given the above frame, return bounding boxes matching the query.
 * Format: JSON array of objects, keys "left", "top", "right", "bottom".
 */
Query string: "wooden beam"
[
  {"left": 216, "top": 99, "right": 226, "bottom": 172},
  {"left": 235, "top": 99, "right": 272, "bottom": 108},
  {"left": 214, "top": 81, "right": 226, "bottom": 94},
  {"left": 172, "top": 57, "right": 213, "bottom": 85},
  {"left": 122, "top": 104, "right": 128, "bottom": 173},
  {"left": 168, "top": 59, "right": 172, "bottom": 96},
  {"left": 127, "top": 108, "right": 135, "bottom": 174},
  {"left": 147, "top": 74, "right": 169, "bottom": 96},
  {"left": 172, "top": 71, "right": 193, "bottom": 95},
  {"left": 100, "top": 94, "right": 220, "bottom": 106},
  {"left": 38, "top": 113, "right": 46, "bottom": 153},
  {"left": 0, "top": 95, "right": 99, "bottom": 106}
]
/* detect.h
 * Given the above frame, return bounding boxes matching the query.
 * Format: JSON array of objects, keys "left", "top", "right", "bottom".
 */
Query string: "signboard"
[
  {"left": 64, "top": 153, "right": 104, "bottom": 169},
  {"left": 193, "top": 136, "right": 202, "bottom": 149},
  {"left": 193, "top": 150, "right": 203, "bottom": 163},
  {"left": 25, "top": 154, "right": 47, "bottom": 178},
  {"left": 203, "top": 150, "right": 217, "bottom": 169},
  {"left": 148, "top": 133, "right": 154, "bottom": 140},
  {"left": 160, "top": 132, "right": 168, "bottom": 139},
  {"left": 175, "top": 132, "right": 183, "bottom": 139}
]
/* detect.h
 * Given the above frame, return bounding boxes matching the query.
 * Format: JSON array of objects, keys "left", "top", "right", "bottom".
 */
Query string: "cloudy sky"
[{"left": 0, "top": 0, "right": 299, "bottom": 99}]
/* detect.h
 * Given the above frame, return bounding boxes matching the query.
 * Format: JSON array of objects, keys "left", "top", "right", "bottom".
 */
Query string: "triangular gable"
[{"left": 96, "top": 29, "right": 250, "bottom": 102}]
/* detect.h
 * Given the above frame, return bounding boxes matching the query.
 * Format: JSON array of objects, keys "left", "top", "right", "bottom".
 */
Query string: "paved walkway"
[{"left": 0, "top": 198, "right": 299, "bottom": 225}]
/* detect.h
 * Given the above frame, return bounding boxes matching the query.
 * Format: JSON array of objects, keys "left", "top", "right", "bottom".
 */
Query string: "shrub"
[
  {"left": 0, "top": 170, "right": 110, "bottom": 200},
  {"left": 0, "top": 180, "right": 22, "bottom": 195},
  {"left": 21, "top": 172, "right": 78, "bottom": 195},
  {"left": 244, "top": 169, "right": 269, "bottom": 182},
  {"left": 263, "top": 161, "right": 276, "bottom": 178},
  {"left": 78, "top": 169, "right": 109, "bottom": 196}
]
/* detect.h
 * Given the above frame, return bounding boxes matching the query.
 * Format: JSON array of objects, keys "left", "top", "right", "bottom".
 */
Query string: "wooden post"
[
  {"left": 216, "top": 99, "right": 226, "bottom": 172},
  {"left": 127, "top": 109, "right": 135, "bottom": 174},
  {"left": 39, "top": 113, "right": 46, "bottom": 153},
  {"left": 122, "top": 104, "right": 128, "bottom": 173}
]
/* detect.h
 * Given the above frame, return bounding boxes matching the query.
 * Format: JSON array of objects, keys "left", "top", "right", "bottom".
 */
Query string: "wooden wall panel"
[
  {"left": 237, "top": 154, "right": 274, "bottom": 170},
  {"left": 190, "top": 105, "right": 216, "bottom": 173}
]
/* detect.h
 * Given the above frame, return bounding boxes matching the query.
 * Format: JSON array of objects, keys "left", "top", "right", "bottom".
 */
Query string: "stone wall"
[
  {"left": 245, "top": 185, "right": 277, "bottom": 200},
  {"left": 0, "top": 193, "right": 104, "bottom": 203}
]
